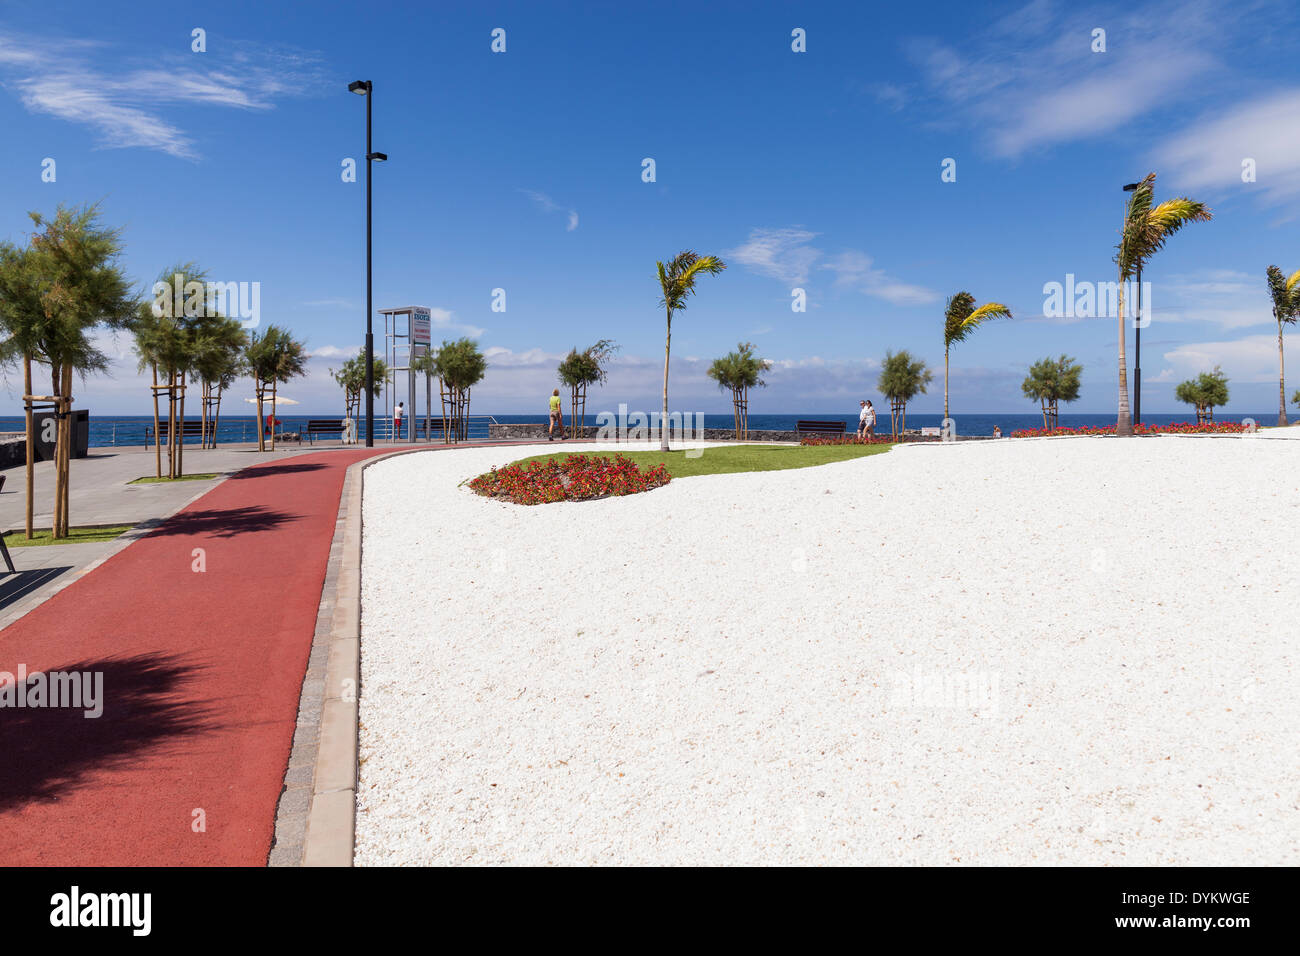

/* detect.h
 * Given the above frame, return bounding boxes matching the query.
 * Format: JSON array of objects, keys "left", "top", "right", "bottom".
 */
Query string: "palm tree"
[
  {"left": 877, "top": 349, "right": 933, "bottom": 439},
  {"left": 245, "top": 326, "right": 307, "bottom": 451},
  {"left": 1021, "top": 355, "right": 1083, "bottom": 430},
  {"left": 707, "top": 341, "right": 771, "bottom": 439},
  {"left": 943, "top": 292, "right": 1011, "bottom": 419},
  {"left": 656, "top": 251, "right": 726, "bottom": 451},
  {"left": 1114, "top": 174, "right": 1212, "bottom": 435},
  {"left": 1266, "top": 265, "right": 1300, "bottom": 426}
]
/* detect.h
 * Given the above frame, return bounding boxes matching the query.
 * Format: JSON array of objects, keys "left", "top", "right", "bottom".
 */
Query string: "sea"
[{"left": 0, "top": 411, "right": 1279, "bottom": 448}]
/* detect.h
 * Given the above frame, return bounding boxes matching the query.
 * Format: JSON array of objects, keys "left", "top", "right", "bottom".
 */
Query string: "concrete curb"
[
  {"left": 270, "top": 448, "right": 417, "bottom": 866},
  {"left": 273, "top": 440, "right": 571, "bottom": 866}
]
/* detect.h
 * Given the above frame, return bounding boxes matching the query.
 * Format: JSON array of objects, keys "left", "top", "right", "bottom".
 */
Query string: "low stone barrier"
[
  {"left": 486, "top": 424, "right": 995, "bottom": 443},
  {"left": 1, "top": 435, "right": 26, "bottom": 470}
]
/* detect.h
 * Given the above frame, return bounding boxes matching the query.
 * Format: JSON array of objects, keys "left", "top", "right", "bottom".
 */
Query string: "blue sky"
[{"left": 2, "top": 0, "right": 1299, "bottom": 416}]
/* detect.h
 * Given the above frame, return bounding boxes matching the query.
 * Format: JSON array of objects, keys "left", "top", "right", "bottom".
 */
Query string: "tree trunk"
[
  {"left": 439, "top": 378, "right": 449, "bottom": 445},
  {"left": 944, "top": 347, "right": 950, "bottom": 419},
  {"left": 660, "top": 310, "right": 672, "bottom": 452},
  {"left": 269, "top": 382, "right": 278, "bottom": 451},
  {"left": 177, "top": 379, "right": 185, "bottom": 478},
  {"left": 151, "top": 364, "right": 162, "bottom": 478},
  {"left": 1041, "top": 399, "right": 1048, "bottom": 430},
  {"left": 256, "top": 384, "right": 266, "bottom": 453},
  {"left": 166, "top": 369, "right": 176, "bottom": 478},
  {"left": 1116, "top": 275, "right": 1133, "bottom": 436},
  {"left": 62, "top": 363, "right": 72, "bottom": 537},
  {"left": 1279, "top": 318, "right": 1288, "bottom": 427},
  {"left": 212, "top": 384, "right": 223, "bottom": 449},
  {"left": 23, "top": 354, "right": 34, "bottom": 539}
]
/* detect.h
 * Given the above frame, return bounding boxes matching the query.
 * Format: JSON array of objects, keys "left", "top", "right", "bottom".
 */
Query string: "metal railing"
[{"left": 1, "top": 415, "right": 502, "bottom": 448}]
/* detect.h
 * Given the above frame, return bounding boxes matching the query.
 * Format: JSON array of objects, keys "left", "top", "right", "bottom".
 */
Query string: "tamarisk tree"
[
  {"left": 706, "top": 341, "right": 770, "bottom": 439},
  {"left": 557, "top": 339, "right": 618, "bottom": 436}
]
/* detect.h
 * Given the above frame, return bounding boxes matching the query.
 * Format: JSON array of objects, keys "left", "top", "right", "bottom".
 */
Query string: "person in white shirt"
[
  {"left": 393, "top": 402, "right": 404, "bottom": 440},
  {"left": 858, "top": 400, "right": 876, "bottom": 440}
]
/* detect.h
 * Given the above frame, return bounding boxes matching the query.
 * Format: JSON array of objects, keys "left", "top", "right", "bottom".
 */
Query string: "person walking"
[
  {"left": 393, "top": 402, "right": 404, "bottom": 440},
  {"left": 857, "top": 400, "right": 876, "bottom": 440},
  {"left": 548, "top": 389, "right": 566, "bottom": 440}
]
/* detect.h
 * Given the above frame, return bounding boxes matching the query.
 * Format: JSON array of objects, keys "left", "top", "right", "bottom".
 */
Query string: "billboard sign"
[{"left": 412, "top": 307, "right": 432, "bottom": 346}]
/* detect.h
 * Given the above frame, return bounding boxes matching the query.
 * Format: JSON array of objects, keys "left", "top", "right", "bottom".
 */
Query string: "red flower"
[{"left": 469, "top": 454, "right": 671, "bottom": 505}]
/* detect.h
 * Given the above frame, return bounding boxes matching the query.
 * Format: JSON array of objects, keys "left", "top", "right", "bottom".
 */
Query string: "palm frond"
[{"left": 944, "top": 293, "right": 1009, "bottom": 346}]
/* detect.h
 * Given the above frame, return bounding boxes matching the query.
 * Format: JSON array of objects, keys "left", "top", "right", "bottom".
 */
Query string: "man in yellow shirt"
[{"left": 548, "top": 389, "right": 566, "bottom": 441}]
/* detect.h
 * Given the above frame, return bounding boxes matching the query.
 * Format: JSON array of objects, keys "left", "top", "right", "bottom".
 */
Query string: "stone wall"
[
  {"left": 486, "top": 424, "right": 995, "bottom": 443},
  {"left": 0, "top": 436, "right": 26, "bottom": 470}
]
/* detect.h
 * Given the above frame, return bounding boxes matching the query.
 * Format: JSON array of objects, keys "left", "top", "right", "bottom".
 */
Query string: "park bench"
[
  {"left": 303, "top": 419, "right": 347, "bottom": 444},
  {"left": 144, "top": 421, "right": 207, "bottom": 446},
  {"left": 414, "top": 419, "right": 456, "bottom": 439},
  {"left": 795, "top": 420, "right": 847, "bottom": 435}
]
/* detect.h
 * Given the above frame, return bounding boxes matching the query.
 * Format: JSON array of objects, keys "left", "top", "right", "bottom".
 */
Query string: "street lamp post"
[
  {"left": 1123, "top": 182, "right": 1142, "bottom": 426},
  {"left": 349, "top": 80, "right": 387, "bottom": 446}
]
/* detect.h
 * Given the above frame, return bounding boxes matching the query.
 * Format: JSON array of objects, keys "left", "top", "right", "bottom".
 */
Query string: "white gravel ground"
[{"left": 356, "top": 437, "right": 1299, "bottom": 865}]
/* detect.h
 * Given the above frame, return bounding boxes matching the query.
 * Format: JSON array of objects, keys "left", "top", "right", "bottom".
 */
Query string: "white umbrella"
[{"left": 244, "top": 396, "right": 300, "bottom": 405}]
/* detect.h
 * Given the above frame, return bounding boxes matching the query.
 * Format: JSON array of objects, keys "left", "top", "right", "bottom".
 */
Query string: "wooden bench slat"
[{"left": 795, "top": 420, "right": 847, "bottom": 433}]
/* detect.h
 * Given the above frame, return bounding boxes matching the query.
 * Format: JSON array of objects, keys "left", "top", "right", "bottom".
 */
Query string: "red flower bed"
[
  {"left": 468, "top": 453, "right": 671, "bottom": 505},
  {"left": 1009, "top": 421, "right": 1248, "bottom": 438},
  {"left": 799, "top": 435, "right": 892, "bottom": 446}
]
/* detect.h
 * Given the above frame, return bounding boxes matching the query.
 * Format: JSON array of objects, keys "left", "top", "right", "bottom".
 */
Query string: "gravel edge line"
[
  {"left": 271, "top": 448, "right": 426, "bottom": 866},
  {"left": 273, "top": 443, "right": 534, "bottom": 866}
]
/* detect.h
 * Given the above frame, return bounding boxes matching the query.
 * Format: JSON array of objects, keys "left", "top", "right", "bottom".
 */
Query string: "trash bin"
[{"left": 31, "top": 410, "right": 90, "bottom": 462}]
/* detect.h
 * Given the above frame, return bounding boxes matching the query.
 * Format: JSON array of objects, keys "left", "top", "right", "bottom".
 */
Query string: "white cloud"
[
  {"left": 1153, "top": 89, "right": 1300, "bottom": 205},
  {"left": 866, "top": 82, "right": 908, "bottom": 112},
  {"left": 428, "top": 307, "right": 485, "bottom": 339},
  {"left": 307, "top": 345, "right": 358, "bottom": 360},
  {"left": 819, "top": 251, "right": 940, "bottom": 305},
  {"left": 729, "top": 229, "right": 937, "bottom": 304},
  {"left": 727, "top": 227, "right": 822, "bottom": 285},
  {"left": 1152, "top": 333, "right": 1280, "bottom": 384},
  {"left": 901, "top": 0, "right": 1229, "bottom": 158},
  {"left": 520, "top": 189, "right": 579, "bottom": 232},
  {"left": 1156, "top": 269, "right": 1274, "bottom": 329},
  {"left": 0, "top": 31, "right": 327, "bottom": 159}
]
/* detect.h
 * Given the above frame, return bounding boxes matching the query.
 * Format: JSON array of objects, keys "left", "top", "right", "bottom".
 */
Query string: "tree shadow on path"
[
  {"left": 140, "top": 506, "right": 300, "bottom": 539},
  {"left": 0, "top": 652, "right": 214, "bottom": 811}
]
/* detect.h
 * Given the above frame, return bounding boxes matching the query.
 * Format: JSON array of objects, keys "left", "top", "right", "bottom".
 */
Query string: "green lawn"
[
  {"left": 510, "top": 443, "right": 893, "bottom": 478},
  {"left": 128, "top": 473, "right": 219, "bottom": 484},
  {"left": 3, "top": 525, "right": 133, "bottom": 547}
]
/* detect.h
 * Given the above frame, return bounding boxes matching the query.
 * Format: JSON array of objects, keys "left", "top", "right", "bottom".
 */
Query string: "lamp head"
[
  {"left": 348, "top": 80, "right": 370, "bottom": 95},
  {"left": 368, "top": 151, "right": 388, "bottom": 162},
  {"left": 1123, "top": 182, "right": 1139, "bottom": 191}
]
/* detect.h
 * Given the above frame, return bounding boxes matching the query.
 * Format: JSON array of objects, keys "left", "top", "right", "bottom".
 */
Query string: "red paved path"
[{"left": 0, "top": 448, "right": 397, "bottom": 865}]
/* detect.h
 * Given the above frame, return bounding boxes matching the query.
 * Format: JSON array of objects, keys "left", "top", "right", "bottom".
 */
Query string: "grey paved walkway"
[{"left": 0, "top": 442, "right": 354, "bottom": 627}]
